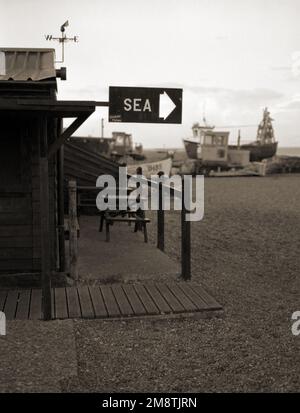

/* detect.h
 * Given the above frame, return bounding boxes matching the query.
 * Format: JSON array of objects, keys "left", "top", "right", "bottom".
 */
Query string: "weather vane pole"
[{"left": 45, "top": 21, "right": 78, "bottom": 63}]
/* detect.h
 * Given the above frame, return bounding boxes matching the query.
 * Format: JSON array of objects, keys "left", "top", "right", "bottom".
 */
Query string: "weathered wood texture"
[
  {"left": 39, "top": 117, "right": 52, "bottom": 320},
  {"left": 68, "top": 180, "right": 78, "bottom": 280},
  {"left": 57, "top": 131, "right": 65, "bottom": 272},
  {"left": 0, "top": 117, "right": 58, "bottom": 274},
  {"left": 0, "top": 283, "right": 222, "bottom": 320},
  {"left": 64, "top": 142, "right": 119, "bottom": 187},
  {"left": 157, "top": 182, "right": 165, "bottom": 251},
  {"left": 181, "top": 178, "right": 191, "bottom": 280},
  {"left": 0, "top": 119, "right": 33, "bottom": 272}
]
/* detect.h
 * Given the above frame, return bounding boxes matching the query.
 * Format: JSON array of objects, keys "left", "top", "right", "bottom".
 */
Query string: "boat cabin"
[
  {"left": 110, "top": 132, "right": 145, "bottom": 161},
  {"left": 198, "top": 131, "right": 229, "bottom": 166},
  {"left": 111, "top": 132, "right": 133, "bottom": 157}
]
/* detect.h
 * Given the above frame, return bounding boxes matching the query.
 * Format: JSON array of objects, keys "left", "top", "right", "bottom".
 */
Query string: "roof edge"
[{"left": 0, "top": 48, "right": 55, "bottom": 52}]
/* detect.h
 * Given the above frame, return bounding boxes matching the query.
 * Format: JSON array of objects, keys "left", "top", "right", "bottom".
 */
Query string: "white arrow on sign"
[{"left": 159, "top": 91, "right": 176, "bottom": 120}]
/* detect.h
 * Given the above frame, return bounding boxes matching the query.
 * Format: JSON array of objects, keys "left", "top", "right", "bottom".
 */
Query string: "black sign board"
[{"left": 109, "top": 86, "right": 182, "bottom": 124}]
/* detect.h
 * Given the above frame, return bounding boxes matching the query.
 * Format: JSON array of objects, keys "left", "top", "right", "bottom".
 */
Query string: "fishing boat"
[
  {"left": 184, "top": 108, "right": 278, "bottom": 162},
  {"left": 68, "top": 131, "right": 146, "bottom": 161},
  {"left": 126, "top": 157, "right": 173, "bottom": 179},
  {"left": 235, "top": 108, "right": 278, "bottom": 161},
  {"left": 109, "top": 132, "right": 145, "bottom": 161},
  {"left": 182, "top": 119, "right": 250, "bottom": 175}
]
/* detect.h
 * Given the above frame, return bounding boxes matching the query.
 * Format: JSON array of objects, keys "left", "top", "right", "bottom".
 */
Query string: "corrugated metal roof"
[{"left": 0, "top": 48, "right": 56, "bottom": 81}]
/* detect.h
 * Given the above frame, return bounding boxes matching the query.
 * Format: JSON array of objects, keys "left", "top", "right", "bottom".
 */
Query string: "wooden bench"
[{"left": 99, "top": 211, "right": 150, "bottom": 242}]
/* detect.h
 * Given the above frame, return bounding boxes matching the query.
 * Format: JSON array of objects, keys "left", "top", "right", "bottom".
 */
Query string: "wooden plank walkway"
[{"left": 0, "top": 283, "right": 222, "bottom": 320}]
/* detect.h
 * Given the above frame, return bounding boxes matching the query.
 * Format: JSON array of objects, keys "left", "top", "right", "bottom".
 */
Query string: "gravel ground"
[
  {"left": 2, "top": 175, "right": 298, "bottom": 392},
  {"left": 60, "top": 174, "right": 300, "bottom": 392},
  {"left": 0, "top": 320, "right": 77, "bottom": 392}
]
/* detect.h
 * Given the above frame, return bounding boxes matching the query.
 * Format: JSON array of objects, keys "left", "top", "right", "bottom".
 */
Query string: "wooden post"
[
  {"left": 157, "top": 182, "right": 165, "bottom": 251},
  {"left": 57, "top": 142, "right": 65, "bottom": 272},
  {"left": 39, "top": 117, "right": 52, "bottom": 320},
  {"left": 181, "top": 176, "right": 191, "bottom": 280},
  {"left": 68, "top": 180, "right": 78, "bottom": 280}
]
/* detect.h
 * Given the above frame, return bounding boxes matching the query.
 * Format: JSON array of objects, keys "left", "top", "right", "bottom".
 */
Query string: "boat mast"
[
  {"left": 256, "top": 107, "right": 275, "bottom": 144},
  {"left": 191, "top": 103, "right": 215, "bottom": 140}
]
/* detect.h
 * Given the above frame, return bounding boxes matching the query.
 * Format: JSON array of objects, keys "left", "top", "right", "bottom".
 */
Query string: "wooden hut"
[
  {"left": 0, "top": 47, "right": 101, "bottom": 318},
  {"left": 0, "top": 48, "right": 59, "bottom": 275}
]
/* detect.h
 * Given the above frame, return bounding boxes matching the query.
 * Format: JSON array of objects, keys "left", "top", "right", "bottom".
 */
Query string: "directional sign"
[{"left": 109, "top": 86, "right": 182, "bottom": 124}]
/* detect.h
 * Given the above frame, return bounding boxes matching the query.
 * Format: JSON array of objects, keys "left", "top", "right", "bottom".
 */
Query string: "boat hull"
[
  {"left": 230, "top": 142, "right": 278, "bottom": 162},
  {"left": 127, "top": 157, "right": 173, "bottom": 178},
  {"left": 183, "top": 139, "right": 199, "bottom": 159},
  {"left": 184, "top": 138, "right": 278, "bottom": 162}
]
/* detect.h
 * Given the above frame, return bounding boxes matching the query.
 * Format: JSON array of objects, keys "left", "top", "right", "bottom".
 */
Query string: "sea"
[{"left": 276, "top": 147, "right": 300, "bottom": 156}]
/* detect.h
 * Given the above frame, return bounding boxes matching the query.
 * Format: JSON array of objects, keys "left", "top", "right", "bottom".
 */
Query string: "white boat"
[{"left": 127, "top": 157, "right": 172, "bottom": 178}]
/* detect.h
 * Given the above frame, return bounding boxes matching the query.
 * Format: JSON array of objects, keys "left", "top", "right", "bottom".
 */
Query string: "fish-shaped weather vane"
[{"left": 45, "top": 20, "right": 78, "bottom": 63}]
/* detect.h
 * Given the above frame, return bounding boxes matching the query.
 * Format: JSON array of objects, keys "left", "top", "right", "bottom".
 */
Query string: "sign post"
[{"left": 109, "top": 86, "right": 182, "bottom": 124}]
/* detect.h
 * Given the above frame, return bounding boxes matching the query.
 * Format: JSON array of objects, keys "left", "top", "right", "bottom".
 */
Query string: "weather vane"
[{"left": 45, "top": 21, "right": 78, "bottom": 63}]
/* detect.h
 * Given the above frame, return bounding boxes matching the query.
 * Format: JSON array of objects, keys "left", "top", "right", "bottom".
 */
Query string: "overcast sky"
[{"left": 1, "top": 0, "right": 300, "bottom": 147}]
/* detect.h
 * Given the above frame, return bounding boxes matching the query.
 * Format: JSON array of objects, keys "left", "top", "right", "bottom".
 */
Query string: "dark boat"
[
  {"left": 184, "top": 108, "right": 278, "bottom": 162},
  {"left": 238, "top": 141, "right": 278, "bottom": 162},
  {"left": 183, "top": 138, "right": 199, "bottom": 159},
  {"left": 67, "top": 131, "right": 146, "bottom": 161},
  {"left": 232, "top": 108, "right": 278, "bottom": 161}
]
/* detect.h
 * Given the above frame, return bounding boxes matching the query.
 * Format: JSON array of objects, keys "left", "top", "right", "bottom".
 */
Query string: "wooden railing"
[{"left": 156, "top": 178, "right": 191, "bottom": 280}]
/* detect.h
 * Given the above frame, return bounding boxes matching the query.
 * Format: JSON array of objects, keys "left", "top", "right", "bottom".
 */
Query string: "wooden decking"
[{"left": 0, "top": 283, "right": 222, "bottom": 320}]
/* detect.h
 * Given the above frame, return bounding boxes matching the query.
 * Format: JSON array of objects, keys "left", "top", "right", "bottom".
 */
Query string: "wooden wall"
[{"left": 0, "top": 116, "right": 58, "bottom": 274}]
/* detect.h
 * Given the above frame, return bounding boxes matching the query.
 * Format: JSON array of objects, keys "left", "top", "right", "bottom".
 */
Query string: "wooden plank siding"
[
  {"left": 0, "top": 117, "right": 59, "bottom": 275},
  {"left": 0, "top": 191, "right": 34, "bottom": 272}
]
